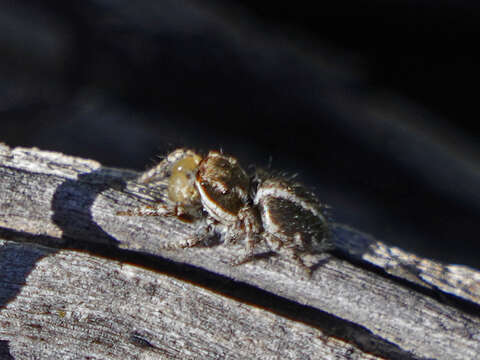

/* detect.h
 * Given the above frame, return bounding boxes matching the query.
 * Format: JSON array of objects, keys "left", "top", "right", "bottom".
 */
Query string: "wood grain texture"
[
  {"left": 1, "top": 143, "right": 480, "bottom": 359},
  {"left": 0, "top": 240, "right": 381, "bottom": 360}
]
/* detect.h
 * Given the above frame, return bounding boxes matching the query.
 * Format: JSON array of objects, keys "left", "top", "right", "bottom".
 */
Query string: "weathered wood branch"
[{"left": 1, "top": 143, "right": 479, "bottom": 359}]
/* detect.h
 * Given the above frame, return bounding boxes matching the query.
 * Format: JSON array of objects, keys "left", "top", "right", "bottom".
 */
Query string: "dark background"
[{"left": 1, "top": 0, "right": 480, "bottom": 268}]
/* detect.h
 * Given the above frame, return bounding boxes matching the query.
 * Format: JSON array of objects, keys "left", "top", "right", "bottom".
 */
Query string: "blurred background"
[{"left": 1, "top": 0, "right": 479, "bottom": 268}]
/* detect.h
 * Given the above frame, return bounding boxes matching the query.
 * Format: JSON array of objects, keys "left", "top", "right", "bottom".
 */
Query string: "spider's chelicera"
[{"left": 139, "top": 148, "right": 333, "bottom": 275}]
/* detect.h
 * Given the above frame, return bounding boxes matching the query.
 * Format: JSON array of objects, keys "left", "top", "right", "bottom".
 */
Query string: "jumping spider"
[{"left": 139, "top": 148, "right": 333, "bottom": 275}]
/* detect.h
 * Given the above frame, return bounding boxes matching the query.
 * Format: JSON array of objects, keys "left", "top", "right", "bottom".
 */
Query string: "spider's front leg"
[
  {"left": 230, "top": 205, "right": 263, "bottom": 266},
  {"left": 164, "top": 218, "right": 214, "bottom": 250}
]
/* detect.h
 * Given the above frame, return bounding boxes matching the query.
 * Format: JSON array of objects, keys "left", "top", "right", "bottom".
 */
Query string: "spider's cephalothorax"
[
  {"left": 235, "top": 171, "right": 333, "bottom": 275},
  {"left": 194, "top": 150, "right": 261, "bottom": 246}
]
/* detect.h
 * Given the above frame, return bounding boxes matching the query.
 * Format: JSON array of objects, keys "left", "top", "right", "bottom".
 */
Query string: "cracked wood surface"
[{"left": 1, "top": 143, "right": 480, "bottom": 359}]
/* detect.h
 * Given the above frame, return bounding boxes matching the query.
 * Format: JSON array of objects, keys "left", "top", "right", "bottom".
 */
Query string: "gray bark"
[{"left": 1, "top": 143, "right": 479, "bottom": 360}]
